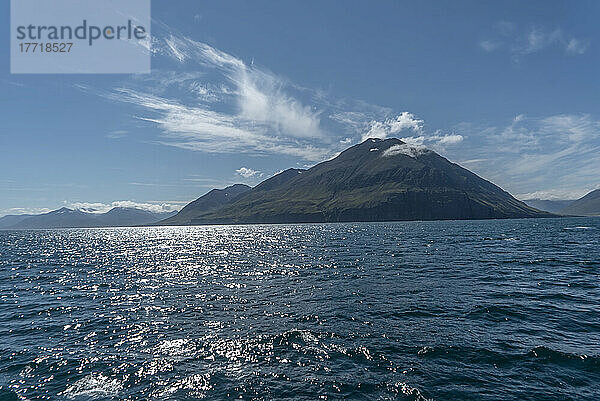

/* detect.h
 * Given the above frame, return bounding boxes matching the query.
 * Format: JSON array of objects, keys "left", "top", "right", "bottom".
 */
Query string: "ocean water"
[{"left": 0, "top": 218, "right": 599, "bottom": 401}]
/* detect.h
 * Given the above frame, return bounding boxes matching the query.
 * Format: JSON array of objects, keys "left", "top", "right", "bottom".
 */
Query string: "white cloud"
[
  {"left": 400, "top": 136, "right": 426, "bottom": 146},
  {"left": 431, "top": 133, "right": 464, "bottom": 145},
  {"left": 236, "top": 68, "right": 323, "bottom": 139},
  {"left": 235, "top": 167, "right": 262, "bottom": 178},
  {"left": 361, "top": 114, "right": 463, "bottom": 155},
  {"left": 398, "top": 133, "right": 463, "bottom": 152},
  {"left": 67, "top": 201, "right": 180, "bottom": 214},
  {"left": 362, "top": 112, "right": 423, "bottom": 141},
  {"left": 383, "top": 143, "right": 430, "bottom": 158}
]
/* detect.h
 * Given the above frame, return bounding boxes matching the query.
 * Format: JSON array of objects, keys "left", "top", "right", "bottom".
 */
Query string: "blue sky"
[{"left": 1, "top": 0, "right": 599, "bottom": 216}]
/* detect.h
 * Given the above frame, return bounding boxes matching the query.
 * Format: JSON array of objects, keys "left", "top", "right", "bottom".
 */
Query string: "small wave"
[
  {"left": 564, "top": 226, "right": 593, "bottom": 230},
  {"left": 528, "top": 346, "right": 600, "bottom": 370},
  {"left": 60, "top": 373, "right": 123, "bottom": 399},
  {"left": 466, "top": 304, "right": 528, "bottom": 322},
  {"left": 154, "top": 373, "right": 213, "bottom": 398},
  {"left": 387, "top": 381, "right": 433, "bottom": 401},
  {"left": 416, "top": 344, "right": 600, "bottom": 371},
  {"left": 153, "top": 338, "right": 195, "bottom": 357},
  {"left": 270, "top": 329, "right": 321, "bottom": 346},
  {"left": 482, "top": 236, "right": 518, "bottom": 241}
]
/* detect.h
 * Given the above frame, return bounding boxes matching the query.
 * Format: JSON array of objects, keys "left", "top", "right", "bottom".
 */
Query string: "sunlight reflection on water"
[{"left": 1, "top": 218, "right": 599, "bottom": 400}]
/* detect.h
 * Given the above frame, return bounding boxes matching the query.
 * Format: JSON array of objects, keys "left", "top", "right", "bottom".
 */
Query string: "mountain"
[
  {"left": 158, "top": 184, "right": 251, "bottom": 225},
  {"left": 522, "top": 199, "right": 575, "bottom": 214},
  {"left": 560, "top": 189, "right": 600, "bottom": 216},
  {"left": 0, "top": 214, "right": 36, "bottom": 229},
  {"left": 5, "top": 207, "right": 177, "bottom": 229},
  {"left": 12, "top": 208, "right": 101, "bottom": 229},
  {"left": 169, "top": 138, "right": 553, "bottom": 225}
]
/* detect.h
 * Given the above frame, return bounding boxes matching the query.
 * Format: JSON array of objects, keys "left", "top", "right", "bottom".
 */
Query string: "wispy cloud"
[
  {"left": 565, "top": 38, "right": 589, "bottom": 55},
  {"left": 362, "top": 112, "right": 423, "bottom": 142},
  {"left": 235, "top": 167, "right": 262, "bottom": 178},
  {"left": 95, "top": 23, "right": 431, "bottom": 162},
  {"left": 454, "top": 114, "right": 600, "bottom": 199},
  {"left": 479, "top": 22, "right": 590, "bottom": 59},
  {"left": 106, "top": 130, "right": 128, "bottom": 139}
]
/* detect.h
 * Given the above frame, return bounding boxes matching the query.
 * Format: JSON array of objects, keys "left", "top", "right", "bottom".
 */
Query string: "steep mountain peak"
[{"left": 334, "top": 137, "right": 431, "bottom": 163}]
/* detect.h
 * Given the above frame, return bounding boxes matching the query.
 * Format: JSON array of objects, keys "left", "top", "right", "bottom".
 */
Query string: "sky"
[{"left": 1, "top": 0, "right": 599, "bottom": 216}]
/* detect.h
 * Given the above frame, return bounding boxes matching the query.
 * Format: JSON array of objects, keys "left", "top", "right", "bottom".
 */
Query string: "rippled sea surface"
[{"left": 1, "top": 218, "right": 599, "bottom": 400}]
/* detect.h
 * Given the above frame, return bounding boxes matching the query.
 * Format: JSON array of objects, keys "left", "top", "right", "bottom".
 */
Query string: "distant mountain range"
[
  {"left": 521, "top": 189, "right": 600, "bottom": 216},
  {"left": 0, "top": 207, "right": 177, "bottom": 230},
  {"left": 560, "top": 189, "right": 600, "bottom": 216},
  {"left": 158, "top": 138, "right": 553, "bottom": 225},
  {"left": 522, "top": 199, "right": 576, "bottom": 214}
]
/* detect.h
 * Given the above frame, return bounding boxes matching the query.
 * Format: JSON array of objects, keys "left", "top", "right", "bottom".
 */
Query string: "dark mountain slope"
[
  {"left": 560, "top": 189, "right": 600, "bottom": 216},
  {"left": 180, "top": 138, "right": 552, "bottom": 224},
  {"left": 158, "top": 184, "right": 251, "bottom": 225}
]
